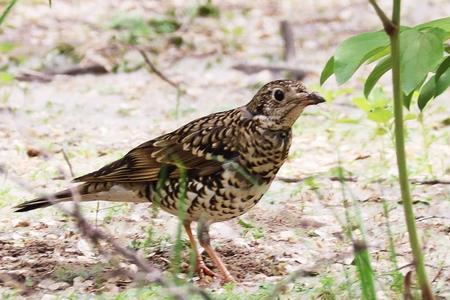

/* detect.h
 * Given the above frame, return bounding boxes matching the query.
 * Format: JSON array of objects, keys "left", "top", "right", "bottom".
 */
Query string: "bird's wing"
[{"left": 73, "top": 110, "right": 241, "bottom": 183}]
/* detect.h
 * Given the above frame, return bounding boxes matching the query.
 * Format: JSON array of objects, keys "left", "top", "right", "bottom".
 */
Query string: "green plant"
[
  {"left": 109, "top": 15, "right": 181, "bottom": 45},
  {"left": 315, "top": 276, "right": 337, "bottom": 300},
  {"left": 0, "top": 0, "right": 17, "bottom": 26},
  {"left": 382, "top": 200, "right": 404, "bottom": 293},
  {"left": 334, "top": 162, "right": 377, "bottom": 300},
  {"left": 238, "top": 218, "right": 265, "bottom": 240},
  {"left": 321, "top": 16, "right": 449, "bottom": 111},
  {"left": 54, "top": 264, "right": 105, "bottom": 285},
  {"left": 130, "top": 226, "right": 171, "bottom": 255},
  {"left": 192, "top": 0, "right": 220, "bottom": 18},
  {"left": 321, "top": 1, "right": 447, "bottom": 299}
]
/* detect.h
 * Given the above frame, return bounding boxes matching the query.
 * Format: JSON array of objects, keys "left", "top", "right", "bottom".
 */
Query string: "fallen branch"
[
  {"left": 15, "top": 64, "right": 108, "bottom": 82},
  {"left": 410, "top": 179, "right": 450, "bottom": 185}
]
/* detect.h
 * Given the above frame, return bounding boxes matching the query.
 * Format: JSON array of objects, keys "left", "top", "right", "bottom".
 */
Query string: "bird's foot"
[
  {"left": 196, "top": 260, "right": 237, "bottom": 285},
  {"left": 196, "top": 260, "right": 217, "bottom": 278},
  {"left": 220, "top": 274, "right": 237, "bottom": 284}
]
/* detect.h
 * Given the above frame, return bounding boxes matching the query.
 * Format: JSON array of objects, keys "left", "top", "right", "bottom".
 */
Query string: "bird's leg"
[
  {"left": 183, "top": 221, "right": 217, "bottom": 278},
  {"left": 197, "top": 221, "right": 236, "bottom": 283}
]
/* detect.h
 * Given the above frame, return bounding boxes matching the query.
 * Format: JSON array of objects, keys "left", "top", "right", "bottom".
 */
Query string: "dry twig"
[
  {"left": 61, "top": 148, "right": 75, "bottom": 177},
  {"left": 136, "top": 48, "right": 183, "bottom": 91},
  {"left": 15, "top": 64, "right": 108, "bottom": 82}
]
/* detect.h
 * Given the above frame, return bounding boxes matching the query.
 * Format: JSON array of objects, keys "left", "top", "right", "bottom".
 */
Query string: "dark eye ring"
[{"left": 273, "top": 89, "right": 285, "bottom": 101}]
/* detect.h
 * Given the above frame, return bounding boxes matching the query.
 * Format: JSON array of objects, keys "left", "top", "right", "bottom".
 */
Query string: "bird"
[{"left": 14, "top": 79, "right": 325, "bottom": 283}]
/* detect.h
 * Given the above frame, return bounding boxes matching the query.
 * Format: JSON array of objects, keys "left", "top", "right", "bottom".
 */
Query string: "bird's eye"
[{"left": 273, "top": 89, "right": 285, "bottom": 101}]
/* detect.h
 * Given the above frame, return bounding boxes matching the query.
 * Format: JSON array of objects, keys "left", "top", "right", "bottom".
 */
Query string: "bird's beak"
[{"left": 306, "top": 92, "right": 326, "bottom": 105}]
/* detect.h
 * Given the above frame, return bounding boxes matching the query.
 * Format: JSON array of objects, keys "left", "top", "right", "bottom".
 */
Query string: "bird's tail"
[{"left": 14, "top": 182, "right": 120, "bottom": 212}]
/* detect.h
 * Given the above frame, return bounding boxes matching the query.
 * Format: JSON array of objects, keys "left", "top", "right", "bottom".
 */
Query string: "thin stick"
[
  {"left": 61, "top": 148, "right": 74, "bottom": 177},
  {"left": 137, "top": 48, "right": 181, "bottom": 90},
  {"left": 410, "top": 179, "right": 450, "bottom": 185}
]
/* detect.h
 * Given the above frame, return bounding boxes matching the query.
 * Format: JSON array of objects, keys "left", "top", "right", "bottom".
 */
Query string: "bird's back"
[{"left": 143, "top": 109, "right": 293, "bottom": 222}]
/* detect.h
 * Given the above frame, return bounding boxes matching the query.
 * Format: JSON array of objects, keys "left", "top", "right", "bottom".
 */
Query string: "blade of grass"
[
  {"left": 0, "top": 0, "right": 18, "bottom": 26},
  {"left": 335, "top": 161, "right": 377, "bottom": 300},
  {"left": 353, "top": 240, "right": 377, "bottom": 300},
  {"left": 381, "top": 198, "right": 404, "bottom": 293}
]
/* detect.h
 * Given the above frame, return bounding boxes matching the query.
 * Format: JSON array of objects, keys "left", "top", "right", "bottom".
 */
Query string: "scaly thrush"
[{"left": 15, "top": 79, "right": 325, "bottom": 283}]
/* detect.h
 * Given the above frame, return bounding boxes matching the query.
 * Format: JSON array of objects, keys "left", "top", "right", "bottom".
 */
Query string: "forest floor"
[{"left": 0, "top": 0, "right": 449, "bottom": 299}]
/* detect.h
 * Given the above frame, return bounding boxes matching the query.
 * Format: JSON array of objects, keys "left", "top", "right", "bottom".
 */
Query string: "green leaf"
[
  {"left": 0, "top": 71, "right": 13, "bottom": 83},
  {"left": 422, "top": 27, "right": 449, "bottom": 41},
  {"left": 418, "top": 76, "right": 436, "bottom": 110},
  {"left": 435, "top": 56, "right": 450, "bottom": 82},
  {"left": 196, "top": 2, "right": 220, "bottom": 18},
  {"left": 0, "top": 42, "right": 14, "bottom": 53},
  {"left": 368, "top": 107, "right": 393, "bottom": 123},
  {"left": 364, "top": 56, "right": 391, "bottom": 98},
  {"left": 148, "top": 18, "right": 180, "bottom": 34},
  {"left": 320, "top": 56, "right": 334, "bottom": 85},
  {"left": 354, "top": 244, "right": 377, "bottom": 300},
  {"left": 337, "top": 118, "right": 360, "bottom": 124},
  {"left": 334, "top": 31, "right": 389, "bottom": 84},
  {"left": 415, "top": 17, "right": 450, "bottom": 32},
  {"left": 404, "top": 113, "right": 417, "bottom": 121},
  {"left": 435, "top": 60, "right": 450, "bottom": 96},
  {"left": 399, "top": 29, "right": 444, "bottom": 94},
  {"left": 374, "top": 127, "right": 388, "bottom": 136},
  {"left": 238, "top": 219, "right": 255, "bottom": 229},
  {"left": 416, "top": 57, "right": 450, "bottom": 110},
  {"left": 403, "top": 91, "right": 414, "bottom": 109},
  {"left": 352, "top": 97, "right": 371, "bottom": 112},
  {"left": 365, "top": 46, "right": 390, "bottom": 64},
  {"left": 329, "top": 166, "right": 352, "bottom": 178},
  {"left": 368, "top": 87, "right": 389, "bottom": 106}
]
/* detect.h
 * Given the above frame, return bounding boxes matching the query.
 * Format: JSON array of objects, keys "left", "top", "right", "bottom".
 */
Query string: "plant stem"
[
  {"left": 387, "top": 0, "right": 434, "bottom": 299},
  {"left": 0, "top": 0, "right": 18, "bottom": 26},
  {"left": 368, "top": 0, "right": 394, "bottom": 33}
]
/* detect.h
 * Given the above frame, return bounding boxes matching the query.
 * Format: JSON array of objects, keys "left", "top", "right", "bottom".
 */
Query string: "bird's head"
[{"left": 246, "top": 80, "right": 325, "bottom": 129}]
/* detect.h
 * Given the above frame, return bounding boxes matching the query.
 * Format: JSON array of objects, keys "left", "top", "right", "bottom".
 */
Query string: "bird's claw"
[{"left": 196, "top": 260, "right": 217, "bottom": 278}]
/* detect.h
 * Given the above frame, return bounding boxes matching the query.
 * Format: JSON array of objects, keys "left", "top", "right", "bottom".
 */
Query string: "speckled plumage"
[{"left": 15, "top": 79, "right": 325, "bottom": 282}]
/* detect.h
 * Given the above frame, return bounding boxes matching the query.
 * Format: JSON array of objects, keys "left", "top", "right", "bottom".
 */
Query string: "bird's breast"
[{"left": 238, "top": 126, "right": 292, "bottom": 179}]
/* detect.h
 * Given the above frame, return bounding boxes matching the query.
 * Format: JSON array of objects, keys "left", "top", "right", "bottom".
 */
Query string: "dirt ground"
[{"left": 0, "top": 0, "right": 449, "bottom": 299}]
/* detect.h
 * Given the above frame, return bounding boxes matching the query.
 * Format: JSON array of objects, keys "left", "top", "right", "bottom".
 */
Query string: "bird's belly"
[{"left": 155, "top": 170, "right": 273, "bottom": 222}]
